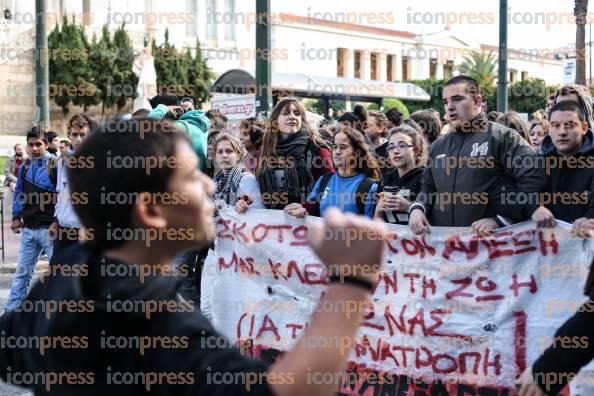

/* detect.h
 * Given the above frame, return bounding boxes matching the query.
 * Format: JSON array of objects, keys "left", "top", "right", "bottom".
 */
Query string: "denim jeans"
[{"left": 5, "top": 227, "right": 53, "bottom": 312}]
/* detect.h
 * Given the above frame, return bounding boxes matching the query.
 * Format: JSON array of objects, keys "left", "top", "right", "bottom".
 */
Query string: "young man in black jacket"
[
  {"left": 526, "top": 100, "right": 594, "bottom": 237},
  {"left": 0, "top": 118, "right": 388, "bottom": 395},
  {"left": 409, "top": 75, "right": 547, "bottom": 234}
]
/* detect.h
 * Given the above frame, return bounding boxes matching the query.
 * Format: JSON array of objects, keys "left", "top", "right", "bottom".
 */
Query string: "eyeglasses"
[
  {"left": 387, "top": 143, "right": 414, "bottom": 152},
  {"left": 331, "top": 144, "right": 352, "bottom": 151}
]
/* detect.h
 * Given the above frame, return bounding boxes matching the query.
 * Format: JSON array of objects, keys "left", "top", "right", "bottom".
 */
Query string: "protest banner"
[{"left": 202, "top": 207, "right": 594, "bottom": 395}]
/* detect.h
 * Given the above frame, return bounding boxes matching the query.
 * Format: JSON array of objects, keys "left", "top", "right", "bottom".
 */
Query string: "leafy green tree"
[
  {"left": 456, "top": 51, "right": 497, "bottom": 91},
  {"left": 303, "top": 99, "right": 345, "bottom": 119},
  {"left": 368, "top": 98, "right": 409, "bottom": 118},
  {"left": 153, "top": 31, "right": 213, "bottom": 105},
  {"left": 508, "top": 78, "right": 548, "bottom": 113},
  {"left": 400, "top": 79, "right": 446, "bottom": 116},
  {"left": 111, "top": 24, "right": 138, "bottom": 111},
  {"left": 88, "top": 26, "right": 115, "bottom": 114},
  {"left": 187, "top": 38, "right": 214, "bottom": 108},
  {"left": 153, "top": 30, "right": 188, "bottom": 95},
  {"left": 48, "top": 17, "right": 95, "bottom": 114}
]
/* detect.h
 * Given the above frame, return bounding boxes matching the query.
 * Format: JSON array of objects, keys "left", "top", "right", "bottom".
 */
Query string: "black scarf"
[
  {"left": 258, "top": 131, "right": 317, "bottom": 208},
  {"left": 275, "top": 130, "right": 310, "bottom": 157}
]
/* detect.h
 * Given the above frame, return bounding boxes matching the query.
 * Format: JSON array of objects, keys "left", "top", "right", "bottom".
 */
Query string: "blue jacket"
[{"left": 12, "top": 153, "right": 57, "bottom": 228}]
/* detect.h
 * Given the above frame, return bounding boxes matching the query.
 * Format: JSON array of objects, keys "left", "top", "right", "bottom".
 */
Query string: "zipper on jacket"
[{"left": 450, "top": 134, "right": 465, "bottom": 226}]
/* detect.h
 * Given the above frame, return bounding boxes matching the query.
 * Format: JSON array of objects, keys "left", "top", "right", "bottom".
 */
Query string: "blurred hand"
[
  {"left": 471, "top": 218, "right": 500, "bottom": 236},
  {"left": 167, "top": 106, "right": 184, "bottom": 118},
  {"left": 376, "top": 192, "right": 410, "bottom": 212},
  {"left": 284, "top": 203, "right": 308, "bottom": 219},
  {"left": 409, "top": 208, "right": 430, "bottom": 235},
  {"left": 572, "top": 217, "right": 591, "bottom": 239},
  {"left": 308, "top": 208, "right": 388, "bottom": 284},
  {"left": 48, "top": 221, "right": 60, "bottom": 240},
  {"left": 10, "top": 219, "right": 23, "bottom": 234},
  {"left": 516, "top": 367, "right": 545, "bottom": 396},
  {"left": 531, "top": 206, "right": 556, "bottom": 228},
  {"left": 234, "top": 194, "right": 253, "bottom": 214}
]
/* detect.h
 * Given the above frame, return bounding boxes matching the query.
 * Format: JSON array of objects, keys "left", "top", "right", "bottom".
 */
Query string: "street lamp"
[{"left": 497, "top": 0, "right": 508, "bottom": 113}]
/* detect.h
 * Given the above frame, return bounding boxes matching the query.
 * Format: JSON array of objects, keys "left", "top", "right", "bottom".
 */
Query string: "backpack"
[
  {"left": 19, "top": 157, "right": 58, "bottom": 189},
  {"left": 315, "top": 173, "right": 375, "bottom": 215}
]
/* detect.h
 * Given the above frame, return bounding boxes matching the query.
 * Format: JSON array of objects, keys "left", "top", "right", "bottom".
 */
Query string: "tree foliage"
[{"left": 456, "top": 51, "right": 497, "bottom": 90}]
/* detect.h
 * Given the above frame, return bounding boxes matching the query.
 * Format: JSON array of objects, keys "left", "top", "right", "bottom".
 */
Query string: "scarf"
[
  {"left": 275, "top": 130, "right": 310, "bottom": 157},
  {"left": 214, "top": 165, "right": 244, "bottom": 206},
  {"left": 258, "top": 130, "right": 317, "bottom": 208}
]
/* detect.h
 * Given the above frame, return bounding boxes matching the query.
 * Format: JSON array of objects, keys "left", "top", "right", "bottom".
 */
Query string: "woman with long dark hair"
[
  {"left": 284, "top": 125, "right": 381, "bottom": 218},
  {"left": 256, "top": 97, "right": 334, "bottom": 209}
]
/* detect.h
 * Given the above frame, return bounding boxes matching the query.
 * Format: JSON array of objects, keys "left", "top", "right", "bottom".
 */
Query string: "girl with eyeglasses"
[
  {"left": 284, "top": 125, "right": 381, "bottom": 218},
  {"left": 374, "top": 125, "right": 427, "bottom": 225}
]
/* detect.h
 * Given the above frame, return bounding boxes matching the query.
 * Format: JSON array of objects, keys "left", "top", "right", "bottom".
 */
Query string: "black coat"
[
  {"left": 0, "top": 243, "right": 274, "bottom": 396},
  {"left": 377, "top": 167, "right": 423, "bottom": 225},
  {"left": 539, "top": 130, "right": 594, "bottom": 223}
]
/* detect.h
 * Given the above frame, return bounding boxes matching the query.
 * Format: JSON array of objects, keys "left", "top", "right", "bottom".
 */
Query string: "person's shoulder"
[{"left": 488, "top": 121, "right": 517, "bottom": 139}]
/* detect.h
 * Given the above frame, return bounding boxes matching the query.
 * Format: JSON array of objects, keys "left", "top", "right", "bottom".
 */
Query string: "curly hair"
[{"left": 387, "top": 125, "right": 428, "bottom": 168}]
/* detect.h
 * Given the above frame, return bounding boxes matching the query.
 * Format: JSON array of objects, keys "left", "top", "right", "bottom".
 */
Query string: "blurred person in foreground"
[{"left": 0, "top": 117, "right": 388, "bottom": 395}]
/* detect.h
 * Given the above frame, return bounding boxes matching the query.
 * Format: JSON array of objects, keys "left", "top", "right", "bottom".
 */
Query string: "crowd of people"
[{"left": 2, "top": 74, "right": 594, "bottom": 394}]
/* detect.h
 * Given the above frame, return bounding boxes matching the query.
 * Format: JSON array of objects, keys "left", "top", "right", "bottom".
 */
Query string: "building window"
[
  {"left": 509, "top": 70, "right": 515, "bottom": 83},
  {"left": 521, "top": 71, "right": 529, "bottom": 81},
  {"left": 370, "top": 52, "right": 378, "bottom": 80},
  {"left": 387, "top": 55, "right": 394, "bottom": 81},
  {"left": 337, "top": 48, "right": 346, "bottom": 77},
  {"left": 402, "top": 56, "right": 409, "bottom": 81},
  {"left": 207, "top": 0, "right": 217, "bottom": 40},
  {"left": 430, "top": 58, "right": 437, "bottom": 79},
  {"left": 354, "top": 50, "right": 362, "bottom": 79},
  {"left": 225, "top": 0, "right": 236, "bottom": 41},
  {"left": 444, "top": 60, "right": 454, "bottom": 79},
  {"left": 186, "top": 0, "right": 198, "bottom": 37}
]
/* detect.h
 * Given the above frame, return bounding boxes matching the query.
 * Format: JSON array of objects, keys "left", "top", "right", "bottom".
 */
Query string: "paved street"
[{"left": 0, "top": 273, "right": 34, "bottom": 396}]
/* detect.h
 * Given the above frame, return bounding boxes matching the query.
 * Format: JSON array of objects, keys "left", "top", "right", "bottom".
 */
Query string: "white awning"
[{"left": 210, "top": 69, "right": 430, "bottom": 102}]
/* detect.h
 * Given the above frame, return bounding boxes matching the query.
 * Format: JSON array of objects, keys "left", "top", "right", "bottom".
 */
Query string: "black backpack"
[{"left": 315, "top": 173, "right": 375, "bottom": 215}]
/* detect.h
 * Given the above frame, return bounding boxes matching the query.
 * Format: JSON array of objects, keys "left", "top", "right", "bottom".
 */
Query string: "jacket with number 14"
[{"left": 413, "top": 113, "right": 547, "bottom": 227}]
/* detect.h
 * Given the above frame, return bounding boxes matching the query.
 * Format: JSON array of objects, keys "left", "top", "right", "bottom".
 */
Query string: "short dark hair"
[
  {"left": 26, "top": 131, "right": 46, "bottom": 144},
  {"left": 385, "top": 108, "right": 403, "bottom": 127},
  {"left": 410, "top": 110, "right": 442, "bottom": 144},
  {"left": 69, "top": 118, "right": 190, "bottom": 249},
  {"left": 487, "top": 111, "right": 503, "bottom": 122},
  {"left": 549, "top": 100, "right": 587, "bottom": 122},
  {"left": 445, "top": 75, "right": 480, "bottom": 95},
  {"left": 239, "top": 118, "right": 264, "bottom": 148},
  {"left": 45, "top": 131, "right": 58, "bottom": 142},
  {"left": 149, "top": 95, "right": 181, "bottom": 109},
  {"left": 132, "top": 109, "right": 151, "bottom": 119}
]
